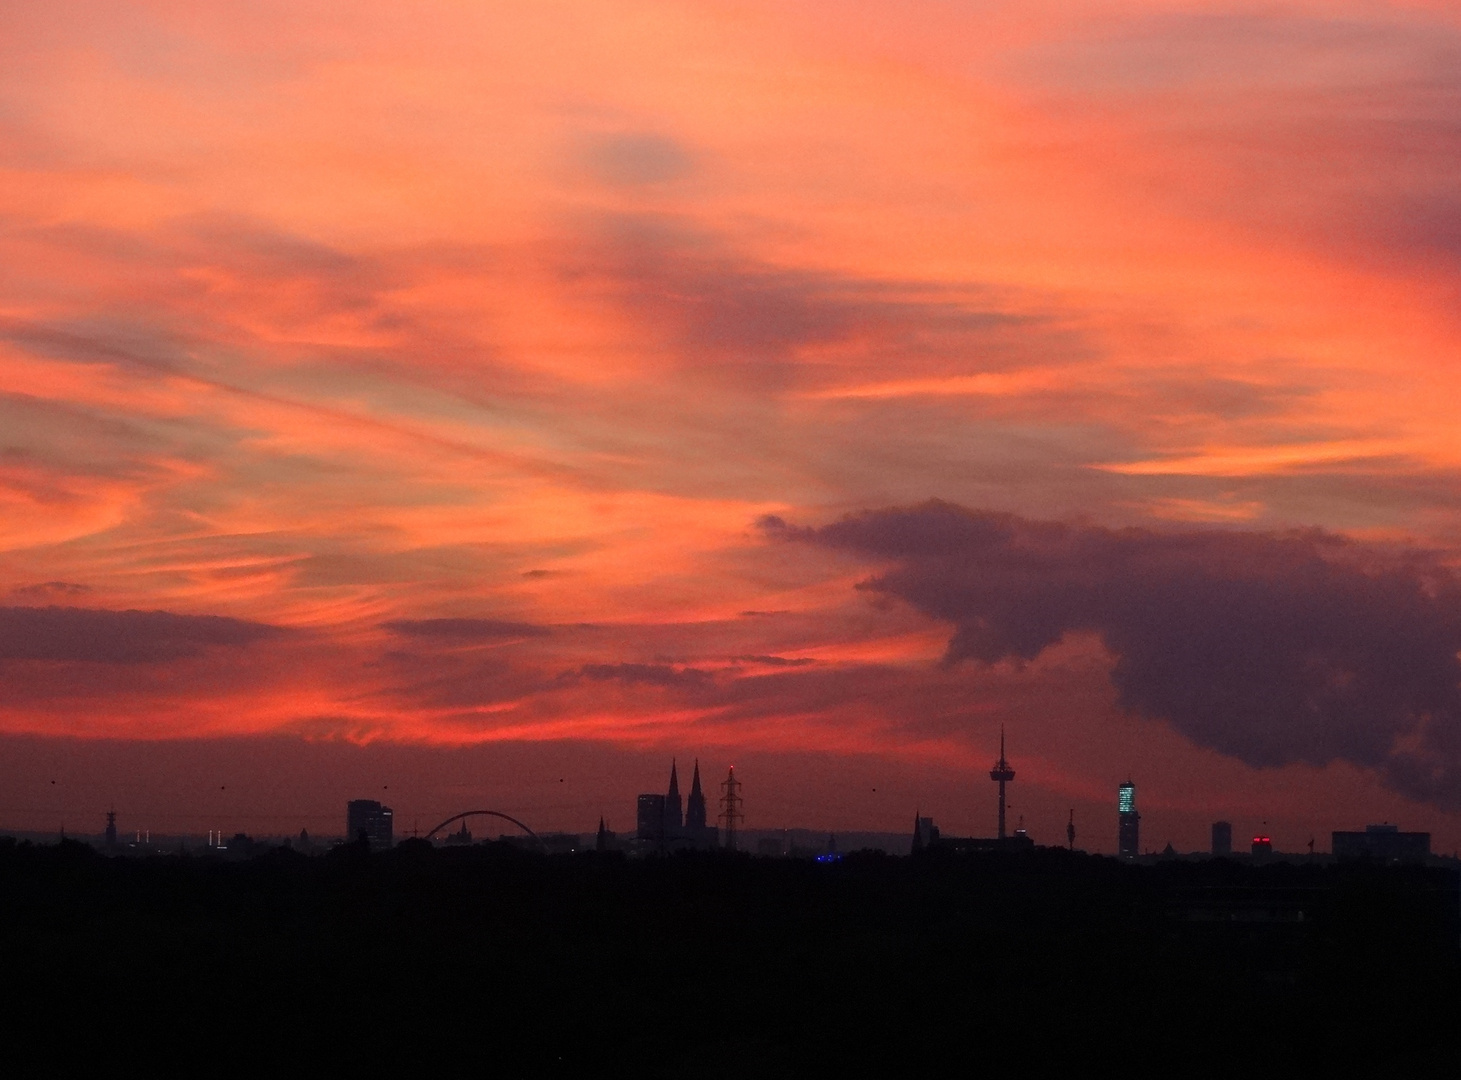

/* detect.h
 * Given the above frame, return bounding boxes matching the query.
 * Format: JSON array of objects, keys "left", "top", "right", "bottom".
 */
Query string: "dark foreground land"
[{"left": 2, "top": 839, "right": 1458, "bottom": 1076}]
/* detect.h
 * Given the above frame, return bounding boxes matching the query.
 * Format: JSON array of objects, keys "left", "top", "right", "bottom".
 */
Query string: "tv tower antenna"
[
  {"left": 989, "top": 727, "right": 1015, "bottom": 840},
  {"left": 719, "top": 766, "right": 743, "bottom": 852}
]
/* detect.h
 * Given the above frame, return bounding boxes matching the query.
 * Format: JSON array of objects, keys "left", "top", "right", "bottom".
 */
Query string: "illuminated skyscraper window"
[{"left": 1117, "top": 781, "right": 1139, "bottom": 857}]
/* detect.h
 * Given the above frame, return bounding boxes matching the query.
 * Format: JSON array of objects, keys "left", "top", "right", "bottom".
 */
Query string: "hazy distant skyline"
[{"left": 3, "top": 2, "right": 1461, "bottom": 852}]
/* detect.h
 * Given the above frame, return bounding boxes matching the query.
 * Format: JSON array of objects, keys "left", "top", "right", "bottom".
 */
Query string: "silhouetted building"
[
  {"left": 1211, "top": 821, "right": 1232, "bottom": 856},
  {"left": 680, "top": 761, "right": 717, "bottom": 849},
  {"left": 910, "top": 813, "right": 938, "bottom": 853},
  {"left": 1117, "top": 781, "right": 1140, "bottom": 857},
  {"left": 104, "top": 810, "right": 117, "bottom": 849},
  {"left": 665, "top": 760, "right": 683, "bottom": 833},
  {"left": 919, "top": 806, "right": 1032, "bottom": 853},
  {"left": 1251, "top": 833, "right": 1272, "bottom": 856},
  {"left": 292, "top": 828, "right": 317, "bottom": 854},
  {"left": 638, "top": 761, "right": 718, "bottom": 852},
  {"left": 1332, "top": 824, "right": 1430, "bottom": 863},
  {"left": 685, "top": 760, "right": 708, "bottom": 830},
  {"left": 932, "top": 833, "right": 1034, "bottom": 853},
  {"left": 225, "top": 832, "right": 257, "bottom": 857},
  {"left": 596, "top": 816, "right": 619, "bottom": 852},
  {"left": 346, "top": 799, "right": 393, "bottom": 850},
  {"left": 636, "top": 793, "right": 666, "bottom": 847}
]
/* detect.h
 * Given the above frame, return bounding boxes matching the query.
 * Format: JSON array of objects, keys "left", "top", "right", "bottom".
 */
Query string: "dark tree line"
[{"left": 0, "top": 837, "right": 1456, "bottom": 1075}]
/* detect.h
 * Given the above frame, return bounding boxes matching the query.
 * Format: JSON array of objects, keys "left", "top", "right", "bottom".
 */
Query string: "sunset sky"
[{"left": 4, "top": 0, "right": 1461, "bottom": 851}]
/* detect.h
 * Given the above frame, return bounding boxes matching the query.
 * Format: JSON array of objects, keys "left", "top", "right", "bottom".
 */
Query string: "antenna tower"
[
  {"left": 988, "top": 727, "right": 1015, "bottom": 840},
  {"left": 719, "top": 767, "right": 743, "bottom": 852}
]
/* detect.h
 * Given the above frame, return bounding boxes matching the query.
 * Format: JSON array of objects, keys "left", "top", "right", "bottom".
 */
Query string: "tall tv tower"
[
  {"left": 719, "top": 766, "right": 743, "bottom": 852},
  {"left": 989, "top": 727, "right": 1015, "bottom": 840}
]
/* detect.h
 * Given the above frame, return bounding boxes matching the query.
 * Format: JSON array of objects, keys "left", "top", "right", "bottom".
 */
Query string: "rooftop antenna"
[
  {"left": 989, "top": 727, "right": 1015, "bottom": 840},
  {"left": 1067, "top": 809, "right": 1075, "bottom": 851}
]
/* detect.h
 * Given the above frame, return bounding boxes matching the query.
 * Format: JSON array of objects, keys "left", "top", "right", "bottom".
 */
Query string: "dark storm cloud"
[
  {"left": 382, "top": 618, "right": 551, "bottom": 642},
  {"left": 767, "top": 501, "right": 1461, "bottom": 808},
  {"left": 0, "top": 606, "right": 285, "bottom": 663}
]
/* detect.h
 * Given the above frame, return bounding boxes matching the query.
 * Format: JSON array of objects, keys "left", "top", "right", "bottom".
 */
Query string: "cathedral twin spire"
[
  {"left": 685, "top": 759, "right": 707, "bottom": 830},
  {"left": 666, "top": 759, "right": 682, "bottom": 830},
  {"left": 663, "top": 758, "right": 709, "bottom": 831}
]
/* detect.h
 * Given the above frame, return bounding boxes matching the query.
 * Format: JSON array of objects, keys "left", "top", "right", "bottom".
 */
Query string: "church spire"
[
  {"left": 665, "top": 759, "right": 683, "bottom": 831},
  {"left": 685, "top": 759, "right": 707, "bottom": 830}
]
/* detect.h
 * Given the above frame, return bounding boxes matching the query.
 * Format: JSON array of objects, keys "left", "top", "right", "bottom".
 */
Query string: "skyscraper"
[
  {"left": 346, "top": 799, "right": 393, "bottom": 850},
  {"left": 636, "top": 793, "right": 666, "bottom": 847},
  {"left": 1117, "top": 781, "right": 1139, "bottom": 858},
  {"left": 1211, "top": 821, "right": 1232, "bottom": 856}
]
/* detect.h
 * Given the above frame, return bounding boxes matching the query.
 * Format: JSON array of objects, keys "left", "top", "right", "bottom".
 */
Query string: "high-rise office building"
[
  {"left": 636, "top": 793, "right": 666, "bottom": 847},
  {"left": 346, "top": 799, "right": 393, "bottom": 850},
  {"left": 1117, "top": 781, "right": 1140, "bottom": 857},
  {"left": 1211, "top": 821, "right": 1232, "bottom": 856}
]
